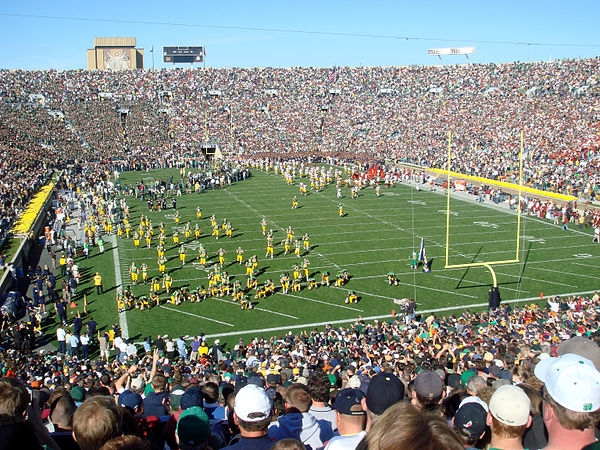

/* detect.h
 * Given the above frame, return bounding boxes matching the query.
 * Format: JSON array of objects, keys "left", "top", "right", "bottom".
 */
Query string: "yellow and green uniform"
[
  {"left": 163, "top": 273, "right": 173, "bottom": 292},
  {"left": 130, "top": 264, "right": 139, "bottom": 284},
  {"left": 261, "top": 218, "right": 268, "bottom": 235},
  {"left": 198, "top": 247, "right": 207, "bottom": 266},
  {"left": 303, "top": 234, "right": 310, "bottom": 250},
  {"left": 346, "top": 290, "right": 357, "bottom": 303},
  {"left": 292, "top": 278, "right": 302, "bottom": 292},
  {"left": 152, "top": 277, "right": 161, "bottom": 293},
  {"left": 280, "top": 273, "right": 290, "bottom": 294},
  {"left": 158, "top": 256, "right": 167, "bottom": 273}
]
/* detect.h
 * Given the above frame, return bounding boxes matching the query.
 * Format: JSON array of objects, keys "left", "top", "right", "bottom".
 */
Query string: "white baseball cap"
[
  {"left": 534, "top": 353, "right": 600, "bottom": 413},
  {"left": 234, "top": 385, "right": 272, "bottom": 422},
  {"left": 489, "top": 385, "right": 530, "bottom": 426}
]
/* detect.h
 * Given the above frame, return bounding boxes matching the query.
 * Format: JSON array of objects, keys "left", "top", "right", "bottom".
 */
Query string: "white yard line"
[
  {"left": 529, "top": 266, "right": 600, "bottom": 281},
  {"left": 283, "top": 292, "right": 364, "bottom": 312},
  {"left": 158, "top": 305, "right": 235, "bottom": 326},
  {"left": 316, "top": 252, "right": 340, "bottom": 269},
  {"left": 203, "top": 289, "right": 600, "bottom": 338},
  {"left": 494, "top": 270, "right": 578, "bottom": 288},
  {"left": 225, "top": 189, "right": 285, "bottom": 231},
  {"left": 109, "top": 234, "right": 129, "bottom": 339},
  {"left": 211, "top": 297, "right": 299, "bottom": 319}
]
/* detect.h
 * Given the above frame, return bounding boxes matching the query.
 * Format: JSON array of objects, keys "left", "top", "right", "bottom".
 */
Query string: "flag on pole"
[{"left": 418, "top": 237, "right": 427, "bottom": 263}]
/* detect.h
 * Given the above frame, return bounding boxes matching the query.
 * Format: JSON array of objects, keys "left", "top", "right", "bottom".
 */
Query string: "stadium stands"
[{"left": 0, "top": 59, "right": 599, "bottom": 449}]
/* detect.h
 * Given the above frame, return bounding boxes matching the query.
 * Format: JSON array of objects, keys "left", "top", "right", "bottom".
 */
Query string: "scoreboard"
[{"left": 163, "top": 46, "right": 204, "bottom": 63}]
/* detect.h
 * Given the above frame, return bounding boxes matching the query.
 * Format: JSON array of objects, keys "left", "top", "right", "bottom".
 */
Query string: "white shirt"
[
  {"left": 323, "top": 431, "right": 366, "bottom": 450},
  {"left": 56, "top": 328, "right": 66, "bottom": 341},
  {"left": 80, "top": 335, "right": 89, "bottom": 346}
]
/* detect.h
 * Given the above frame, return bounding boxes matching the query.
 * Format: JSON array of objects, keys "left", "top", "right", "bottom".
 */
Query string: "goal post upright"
[
  {"left": 444, "top": 130, "right": 525, "bottom": 288},
  {"left": 445, "top": 131, "right": 452, "bottom": 267},
  {"left": 515, "top": 130, "right": 524, "bottom": 260}
]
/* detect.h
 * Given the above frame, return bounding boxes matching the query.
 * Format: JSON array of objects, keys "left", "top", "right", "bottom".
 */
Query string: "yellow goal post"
[{"left": 444, "top": 131, "right": 525, "bottom": 287}]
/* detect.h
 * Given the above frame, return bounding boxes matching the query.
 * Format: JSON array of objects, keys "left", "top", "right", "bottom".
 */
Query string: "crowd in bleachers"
[
  {"left": 0, "top": 59, "right": 599, "bottom": 240},
  {"left": 1, "top": 289, "right": 600, "bottom": 449},
  {"left": 0, "top": 57, "right": 599, "bottom": 196},
  {"left": 0, "top": 58, "right": 600, "bottom": 449}
]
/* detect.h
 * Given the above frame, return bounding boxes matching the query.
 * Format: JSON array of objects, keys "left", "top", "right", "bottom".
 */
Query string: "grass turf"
[{"left": 48, "top": 166, "right": 600, "bottom": 344}]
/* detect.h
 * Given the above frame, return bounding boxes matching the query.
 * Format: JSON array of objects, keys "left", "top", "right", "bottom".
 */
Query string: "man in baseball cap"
[
  {"left": 452, "top": 402, "right": 488, "bottom": 448},
  {"left": 534, "top": 353, "right": 600, "bottom": 450},
  {"left": 486, "top": 385, "right": 531, "bottom": 450},
  {"left": 412, "top": 370, "right": 445, "bottom": 413},
  {"left": 364, "top": 372, "right": 405, "bottom": 430},
  {"left": 223, "top": 384, "right": 274, "bottom": 449},
  {"left": 176, "top": 406, "right": 211, "bottom": 450},
  {"left": 321, "top": 388, "right": 366, "bottom": 450}
]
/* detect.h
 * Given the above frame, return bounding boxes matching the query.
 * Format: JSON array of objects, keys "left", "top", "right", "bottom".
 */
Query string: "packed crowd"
[
  {"left": 0, "top": 58, "right": 599, "bottom": 449},
  {"left": 1, "top": 58, "right": 599, "bottom": 243},
  {"left": 1, "top": 288, "right": 600, "bottom": 449},
  {"left": 1, "top": 58, "right": 599, "bottom": 192}
]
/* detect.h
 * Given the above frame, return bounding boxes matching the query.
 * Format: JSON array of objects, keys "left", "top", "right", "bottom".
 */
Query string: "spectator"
[
  {"left": 268, "top": 383, "right": 334, "bottom": 449},
  {"left": 223, "top": 384, "right": 274, "bottom": 449},
  {"left": 534, "top": 353, "right": 600, "bottom": 450},
  {"left": 364, "top": 372, "right": 405, "bottom": 431},
  {"left": 322, "top": 388, "right": 366, "bottom": 450},
  {"left": 307, "top": 371, "right": 337, "bottom": 431},
  {"left": 411, "top": 370, "right": 445, "bottom": 413},
  {"left": 452, "top": 402, "right": 488, "bottom": 449},
  {"left": 486, "top": 385, "right": 531, "bottom": 450},
  {"left": 143, "top": 374, "right": 169, "bottom": 418},
  {"left": 175, "top": 406, "right": 212, "bottom": 450},
  {"left": 72, "top": 396, "right": 123, "bottom": 450},
  {"left": 363, "top": 402, "right": 464, "bottom": 450},
  {"left": 272, "top": 438, "right": 306, "bottom": 450}
]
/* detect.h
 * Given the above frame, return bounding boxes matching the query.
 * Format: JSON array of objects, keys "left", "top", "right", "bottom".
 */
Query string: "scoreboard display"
[{"left": 163, "top": 46, "right": 204, "bottom": 63}]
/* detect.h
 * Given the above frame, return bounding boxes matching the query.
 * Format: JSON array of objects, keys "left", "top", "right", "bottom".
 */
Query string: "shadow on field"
[
  {"left": 455, "top": 245, "right": 482, "bottom": 289},
  {"left": 516, "top": 242, "right": 532, "bottom": 287}
]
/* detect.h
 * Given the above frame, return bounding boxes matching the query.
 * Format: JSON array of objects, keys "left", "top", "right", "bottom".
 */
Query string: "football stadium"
[{"left": 0, "top": 4, "right": 599, "bottom": 449}]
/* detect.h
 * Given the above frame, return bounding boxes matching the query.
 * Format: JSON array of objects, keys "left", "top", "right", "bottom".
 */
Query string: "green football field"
[{"left": 59, "top": 166, "right": 600, "bottom": 344}]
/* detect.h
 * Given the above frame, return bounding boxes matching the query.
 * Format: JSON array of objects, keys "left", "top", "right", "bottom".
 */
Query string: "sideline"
[
  {"left": 109, "top": 234, "right": 129, "bottom": 339},
  {"left": 203, "top": 289, "right": 599, "bottom": 338}
]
